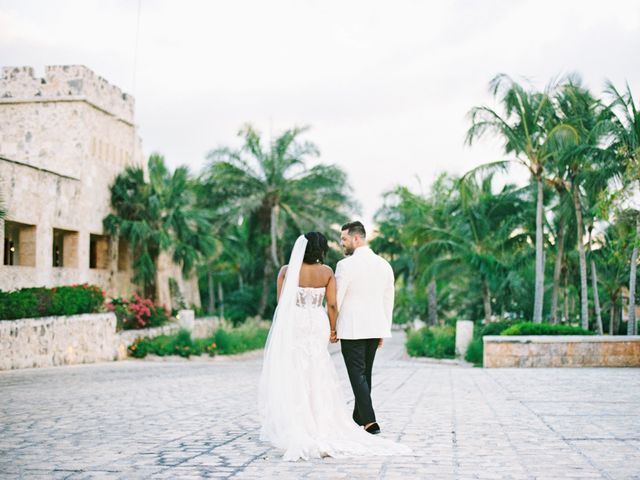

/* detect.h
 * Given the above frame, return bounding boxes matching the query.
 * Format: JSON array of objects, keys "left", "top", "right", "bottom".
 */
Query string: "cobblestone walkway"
[{"left": 1, "top": 333, "right": 639, "bottom": 479}]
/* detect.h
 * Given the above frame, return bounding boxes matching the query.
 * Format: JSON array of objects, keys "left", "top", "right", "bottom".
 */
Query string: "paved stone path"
[{"left": 1, "top": 333, "right": 639, "bottom": 479}]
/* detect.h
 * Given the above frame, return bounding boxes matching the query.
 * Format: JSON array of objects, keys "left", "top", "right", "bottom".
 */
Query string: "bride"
[{"left": 258, "top": 232, "right": 412, "bottom": 461}]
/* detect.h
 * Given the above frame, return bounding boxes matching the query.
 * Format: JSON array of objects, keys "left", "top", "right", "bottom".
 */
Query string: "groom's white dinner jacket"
[{"left": 335, "top": 246, "right": 395, "bottom": 339}]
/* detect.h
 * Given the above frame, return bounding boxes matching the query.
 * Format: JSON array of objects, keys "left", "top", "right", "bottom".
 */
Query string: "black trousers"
[{"left": 340, "top": 338, "right": 379, "bottom": 426}]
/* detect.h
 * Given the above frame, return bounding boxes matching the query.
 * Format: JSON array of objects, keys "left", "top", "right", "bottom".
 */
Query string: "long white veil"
[{"left": 258, "top": 235, "right": 308, "bottom": 448}]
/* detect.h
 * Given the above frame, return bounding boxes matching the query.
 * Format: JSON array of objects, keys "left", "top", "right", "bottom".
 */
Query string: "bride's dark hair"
[{"left": 303, "top": 232, "right": 328, "bottom": 264}]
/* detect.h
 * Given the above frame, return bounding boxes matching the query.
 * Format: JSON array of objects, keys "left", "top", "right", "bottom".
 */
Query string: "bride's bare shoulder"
[
  {"left": 321, "top": 264, "right": 334, "bottom": 277},
  {"left": 278, "top": 265, "right": 288, "bottom": 277}
]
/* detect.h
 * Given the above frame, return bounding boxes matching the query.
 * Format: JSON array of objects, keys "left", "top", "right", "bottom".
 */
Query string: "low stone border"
[
  {"left": 0, "top": 313, "right": 118, "bottom": 370},
  {"left": 1, "top": 313, "right": 220, "bottom": 370},
  {"left": 484, "top": 335, "right": 640, "bottom": 368}
]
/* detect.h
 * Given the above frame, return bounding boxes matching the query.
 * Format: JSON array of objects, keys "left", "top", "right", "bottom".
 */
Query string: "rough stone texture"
[
  {"left": 178, "top": 309, "right": 196, "bottom": 330},
  {"left": 484, "top": 335, "right": 640, "bottom": 368},
  {"left": 0, "top": 333, "right": 638, "bottom": 479},
  {"left": 1, "top": 65, "right": 135, "bottom": 125},
  {"left": 455, "top": 320, "right": 473, "bottom": 358},
  {"left": 0, "top": 313, "right": 117, "bottom": 370},
  {"left": 190, "top": 316, "right": 221, "bottom": 339},
  {"left": 1, "top": 313, "right": 220, "bottom": 368},
  {"left": 0, "top": 64, "right": 200, "bottom": 310}
]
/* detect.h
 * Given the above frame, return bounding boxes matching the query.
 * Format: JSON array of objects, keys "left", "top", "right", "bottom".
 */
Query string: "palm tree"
[
  {"left": 551, "top": 79, "right": 613, "bottom": 331},
  {"left": 466, "top": 74, "right": 568, "bottom": 323},
  {"left": 548, "top": 188, "right": 575, "bottom": 324},
  {"left": 373, "top": 181, "right": 449, "bottom": 326},
  {"left": 415, "top": 173, "right": 529, "bottom": 323},
  {"left": 615, "top": 210, "right": 640, "bottom": 335},
  {"left": 104, "top": 154, "right": 215, "bottom": 299},
  {"left": 597, "top": 224, "right": 629, "bottom": 334},
  {"left": 631, "top": 217, "right": 640, "bottom": 335},
  {"left": 604, "top": 82, "right": 640, "bottom": 335},
  {"left": 200, "top": 125, "right": 353, "bottom": 316}
]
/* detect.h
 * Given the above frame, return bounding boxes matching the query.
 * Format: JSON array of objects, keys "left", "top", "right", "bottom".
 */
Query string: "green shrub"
[
  {"left": 127, "top": 325, "right": 269, "bottom": 358},
  {"left": 213, "top": 324, "right": 269, "bottom": 354},
  {"left": 478, "top": 320, "right": 518, "bottom": 337},
  {"left": 406, "top": 329, "right": 428, "bottom": 357},
  {"left": 464, "top": 337, "right": 484, "bottom": 366},
  {"left": 500, "top": 322, "right": 594, "bottom": 336},
  {"left": 172, "top": 329, "right": 196, "bottom": 357},
  {"left": 0, "top": 284, "right": 104, "bottom": 320},
  {"left": 405, "top": 325, "right": 456, "bottom": 359},
  {"left": 223, "top": 287, "right": 263, "bottom": 326}
]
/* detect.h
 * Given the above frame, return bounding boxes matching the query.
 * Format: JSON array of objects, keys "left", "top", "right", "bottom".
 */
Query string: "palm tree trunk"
[
  {"left": 628, "top": 218, "right": 639, "bottom": 335},
  {"left": 551, "top": 216, "right": 566, "bottom": 324},
  {"left": 563, "top": 265, "right": 569, "bottom": 323},
  {"left": 481, "top": 276, "right": 492, "bottom": 323},
  {"left": 270, "top": 205, "right": 281, "bottom": 267},
  {"left": 427, "top": 279, "right": 437, "bottom": 326},
  {"left": 533, "top": 177, "right": 545, "bottom": 323},
  {"left": 590, "top": 259, "right": 603, "bottom": 335},
  {"left": 207, "top": 271, "right": 215, "bottom": 314},
  {"left": 217, "top": 281, "right": 225, "bottom": 320},
  {"left": 573, "top": 186, "right": 589, "bottom": 330},
  {"left": 587, "top": 226, "right": 603, "bottom": 335},
  {"left": 258, "top": 251, "right": 274, "bottom": 318},
  {"left": 259, "top": 204, "right": 280, "bottom": 319},
  {"left": 609, "top": 303, "right": 615, "bottom": 335}
]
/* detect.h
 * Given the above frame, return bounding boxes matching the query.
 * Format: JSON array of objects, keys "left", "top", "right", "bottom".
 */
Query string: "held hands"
[{"left": 329, "top": 330, "right": 339, "bottom": 343}]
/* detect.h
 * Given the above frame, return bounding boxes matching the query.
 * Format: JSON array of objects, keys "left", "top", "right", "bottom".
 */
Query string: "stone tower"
[{"left": 0, "top": 65, "right": 201, "bottom": 310}]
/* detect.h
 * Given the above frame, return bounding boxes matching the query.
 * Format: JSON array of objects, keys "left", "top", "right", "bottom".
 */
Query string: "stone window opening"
[
  {"left": 3, "top": 221, "right": 36, "bottom": 266},
  {"left": 52, "top": 228, "right": 78, "bottom": 268},
  {"left": 89, "top": 234, "right": 110, "bottom": 269}
]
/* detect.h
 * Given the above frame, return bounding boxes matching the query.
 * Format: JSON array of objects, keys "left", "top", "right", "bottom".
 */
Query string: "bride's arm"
[{"left": 325, "top": 274, "right": 338, "bottom": 336}]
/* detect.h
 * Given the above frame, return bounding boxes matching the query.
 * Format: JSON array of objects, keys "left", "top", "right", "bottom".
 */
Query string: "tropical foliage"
[
  {"left": 104, "top": 154, "right": 216, "bottom": 298},
  {"left": 100, "top": 77, "right": 638, "bottom": 336},
  {"left": 127, "top": 323, "right": 269, "bottom": 358},
  {"left": 375, "top": 75, "right": 639, "bottom": 335},
  {"left": 196, "top": 125, "right": 353, "bottom": 321}
]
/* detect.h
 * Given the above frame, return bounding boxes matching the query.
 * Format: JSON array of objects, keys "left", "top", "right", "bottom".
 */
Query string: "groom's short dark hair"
[{"left": 341, "top": 221, "right": 366, "bottom": 238}]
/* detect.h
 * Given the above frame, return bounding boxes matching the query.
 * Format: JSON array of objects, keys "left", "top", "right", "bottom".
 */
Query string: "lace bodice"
[{"left": 295, "top": 287, "right": 325, "bottom": 308}]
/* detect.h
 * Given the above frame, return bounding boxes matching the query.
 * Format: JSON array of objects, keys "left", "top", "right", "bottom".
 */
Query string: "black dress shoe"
[{"left": 365, "top": 422, "right": 381, "bottom": 435}]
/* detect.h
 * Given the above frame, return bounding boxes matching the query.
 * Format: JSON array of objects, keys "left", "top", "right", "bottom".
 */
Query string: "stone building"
[{"left": 0, "top": 65, "right": 201, "bottom": 310}]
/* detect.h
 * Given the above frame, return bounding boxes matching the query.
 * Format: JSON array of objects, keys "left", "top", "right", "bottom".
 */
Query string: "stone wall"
[
  {"left": 0, "top": 313, "right": 118, "bottom": 370},
  {"left": 484, "top": 335, "right": 640, "bottom": 368},
  {"left": 0, "top": 313, "right": 220, "bottom": 370}
]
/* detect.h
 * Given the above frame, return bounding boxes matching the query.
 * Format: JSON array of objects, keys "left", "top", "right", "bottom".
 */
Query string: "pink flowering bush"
[{"left": 106, "top": 293, "right": 170, "bottom": 330}]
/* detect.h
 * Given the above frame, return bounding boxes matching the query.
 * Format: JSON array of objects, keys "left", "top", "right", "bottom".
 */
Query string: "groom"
[{"left": 333, "top": 221, "right": 395, "bottom": 435}]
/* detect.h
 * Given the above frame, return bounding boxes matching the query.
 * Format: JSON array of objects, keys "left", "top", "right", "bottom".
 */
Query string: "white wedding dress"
[{"left": 258, "top": 236, "right": 412, "bottom": 462}]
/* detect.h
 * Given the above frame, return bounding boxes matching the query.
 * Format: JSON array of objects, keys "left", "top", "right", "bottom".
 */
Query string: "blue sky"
[{"left": 1, "top": 0, "right": 639, "bottom": 226}]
